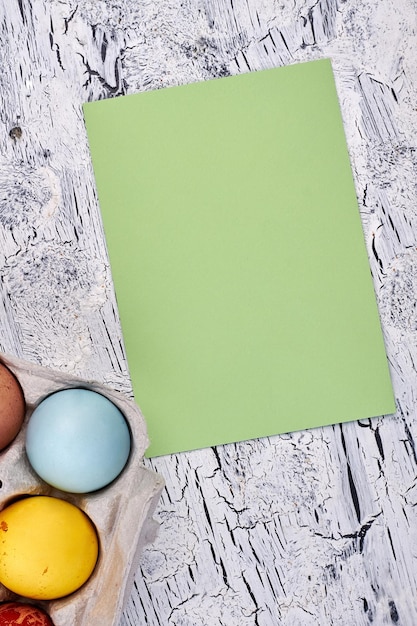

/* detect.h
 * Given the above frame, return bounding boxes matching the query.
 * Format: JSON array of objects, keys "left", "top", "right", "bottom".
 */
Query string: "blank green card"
[{"left": 83, "top": 59, "right": 395, "bottom": 457}]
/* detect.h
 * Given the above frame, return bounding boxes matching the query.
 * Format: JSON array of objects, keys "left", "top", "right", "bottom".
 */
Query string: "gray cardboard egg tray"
[{"left": 0, "top": 351, "right": 165, "bottom": 625}]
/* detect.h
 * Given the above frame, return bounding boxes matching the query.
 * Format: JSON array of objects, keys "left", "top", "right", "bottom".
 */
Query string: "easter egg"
[
  {"left": 25, "top": 388, "right": 131, "bottom": 493},
  {"left": 0, "top": 496, "right": 99, "bottom": 600},
  {"left": 0, "top": 362, "right": 25, "bottom": 451},
  {"left": 0, "top": 602, "right": 54, "bottom": 625}
]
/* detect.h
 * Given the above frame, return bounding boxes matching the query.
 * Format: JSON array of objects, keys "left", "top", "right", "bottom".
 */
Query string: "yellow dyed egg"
[{"left": 0, "top": 496, "right": 99, "bottom": 600}]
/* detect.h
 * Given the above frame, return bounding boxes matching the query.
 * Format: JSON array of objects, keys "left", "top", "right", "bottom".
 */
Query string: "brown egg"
[{"left": 0, "top": 361, "right": 26, "bottom": 450}]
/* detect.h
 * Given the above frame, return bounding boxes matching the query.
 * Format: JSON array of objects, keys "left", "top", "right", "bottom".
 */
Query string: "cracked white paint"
[{"left": 1, "top": 0, "right": 417, "bottom": 624}]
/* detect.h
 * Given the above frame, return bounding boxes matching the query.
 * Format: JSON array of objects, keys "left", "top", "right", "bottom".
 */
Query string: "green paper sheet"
[{"left": 83, "top": 59, "right": 395, "bottom": 457}]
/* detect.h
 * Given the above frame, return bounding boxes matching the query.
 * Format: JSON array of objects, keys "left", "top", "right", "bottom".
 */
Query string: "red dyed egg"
[{"left": 0, "top": 602, "right": 54, "bottom": 625}]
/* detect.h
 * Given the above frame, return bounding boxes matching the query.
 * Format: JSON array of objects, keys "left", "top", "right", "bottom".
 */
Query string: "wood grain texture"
[{"left": 0, "top": 0, "right": 416, "bottom": 624}]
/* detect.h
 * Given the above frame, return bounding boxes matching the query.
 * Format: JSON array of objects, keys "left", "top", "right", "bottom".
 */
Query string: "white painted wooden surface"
[{"left": 1, "top": 0, "right": 417, "bottom": 624}]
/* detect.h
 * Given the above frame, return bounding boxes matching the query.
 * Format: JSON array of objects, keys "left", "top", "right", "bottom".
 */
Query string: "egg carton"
[{"left": 0, "top": 351, "right": 165, "bottom": 625}]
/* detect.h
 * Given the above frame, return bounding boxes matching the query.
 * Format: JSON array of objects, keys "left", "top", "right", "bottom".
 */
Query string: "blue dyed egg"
[{"left": 26, "top": 388, "right": 131, "bottom": 493}]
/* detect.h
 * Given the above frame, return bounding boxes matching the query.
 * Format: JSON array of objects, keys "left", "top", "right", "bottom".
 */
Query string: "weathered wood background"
[{"left": 1, "top": 0, "right": 417, "bottom": 624}]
